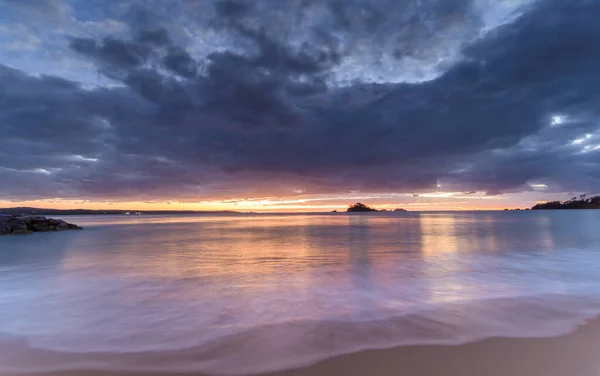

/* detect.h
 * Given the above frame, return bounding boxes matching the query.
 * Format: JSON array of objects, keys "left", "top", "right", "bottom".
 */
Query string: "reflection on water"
[
  {"left": 2, "top": 212, "right": 600, "bottom": 300},
  {"left": 2, "top": 211, "right": 600, "bottom": 373},
  {"left": 420, "top": 213, "right": 459, "bottom": 255}
]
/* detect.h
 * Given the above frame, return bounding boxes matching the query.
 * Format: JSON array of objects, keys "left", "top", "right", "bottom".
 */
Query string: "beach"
[
  {"left": 273, "top": 316, "right": 600, "bottom": 376},
  {"left": 5, "top": 316, "right": 600, "bottom": 376}
]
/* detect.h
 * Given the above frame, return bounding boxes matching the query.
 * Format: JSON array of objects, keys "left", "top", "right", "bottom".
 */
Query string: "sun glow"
[{"left": 0, "top": 189, "right": 539, "bottom": 213}]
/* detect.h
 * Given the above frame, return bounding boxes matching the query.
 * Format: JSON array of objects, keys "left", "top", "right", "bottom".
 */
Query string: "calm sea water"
[{"left": 1, "top": 211, "right": 600, "bottom": 374}]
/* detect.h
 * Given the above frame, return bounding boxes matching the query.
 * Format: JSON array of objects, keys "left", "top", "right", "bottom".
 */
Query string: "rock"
[
  {"left": 8, "top": 220, "right": 29, "bottom": 233},
  {"left": 20, "top": 215, "right": 47, "bottom": 221},
  {"left": 31, "top": 223, "right": 55, "bottom": 232},
  {"left": 18, "top": 216, "right": 47, "bottom": 226},
  {"left": 0, "top": 215, "right": 82, "bottom": 235},
  {"left": 12, "top": 229, "right": 34, "bottom": 235},
  {"left": 0, "top": 223, "right": 11, "bottom": 235},
  {"left": 56, "top": 221, "right": 70, "bottom": 230}
]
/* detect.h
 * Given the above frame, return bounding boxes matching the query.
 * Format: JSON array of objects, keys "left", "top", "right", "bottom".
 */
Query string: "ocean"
[{"left": 1, "top": 211, "right": 600, "bottom": 375}]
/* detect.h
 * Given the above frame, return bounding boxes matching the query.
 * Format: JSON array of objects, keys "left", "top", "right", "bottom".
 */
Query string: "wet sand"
[{"left": 8, "top": 316, "right": 600, "bottom": 376}]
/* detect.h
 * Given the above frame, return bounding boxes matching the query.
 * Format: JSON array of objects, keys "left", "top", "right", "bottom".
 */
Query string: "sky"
[{"left": 0, "top": 0, "right": 599, "bottom": 212}]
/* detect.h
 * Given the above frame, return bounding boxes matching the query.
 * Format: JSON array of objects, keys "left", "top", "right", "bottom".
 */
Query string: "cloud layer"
[{"left": 1, "top": 0, "right": 600, "bottom": 203}]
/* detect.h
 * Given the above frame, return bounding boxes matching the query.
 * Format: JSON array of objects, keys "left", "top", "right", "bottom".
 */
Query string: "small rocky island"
[
  {"left": 0, "top": 215, "right": 82, "bottom": 235},
  {"left": 347, "top": 203, "right": 379, "bottom": 212},
  {"left": 346, "top": 203, "right": 408, "bottom": 213}
]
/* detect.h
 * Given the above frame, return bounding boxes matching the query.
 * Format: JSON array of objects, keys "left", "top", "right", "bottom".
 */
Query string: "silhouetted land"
[
  {"left": 346, "top": 203, "right": 407, "bottom": 212},
  {"left": 531, "top": 195, "right": 600, "bottom": 210},
  {"left": 0, "top": 207, "right": 239, "bottom": 216},
  {"left": 347, "top": 203, "right": 378, "bottom": 212}
]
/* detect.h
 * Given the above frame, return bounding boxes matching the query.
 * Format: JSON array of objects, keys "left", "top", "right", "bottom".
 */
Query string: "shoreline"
[
  {"left": 6, "top": 316, "right": 600, "bottom": 376},
  {"left": 271, "top": 316, "right": 600, "bottom": 376}
]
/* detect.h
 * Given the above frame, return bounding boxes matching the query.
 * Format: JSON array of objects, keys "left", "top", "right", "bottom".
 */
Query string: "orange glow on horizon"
[{"left": 0, "top": 195, "right": 532, "bottom": 212}]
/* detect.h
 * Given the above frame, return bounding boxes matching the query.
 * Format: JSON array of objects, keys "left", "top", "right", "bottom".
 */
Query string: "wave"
[{"left": 2, "top": 293, "right": 600, "bottom": 375}]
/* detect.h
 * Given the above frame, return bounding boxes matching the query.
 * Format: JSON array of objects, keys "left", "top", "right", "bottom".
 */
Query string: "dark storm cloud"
[
  {"left": 70, "top": 37, "right": 152, "bottom": 70},
  {"left": 163, "top": 46, "right": 197, "bottom": 78},
  {"left": 2, "top": 0, "right": 600, "bottom": 201},
  {"left": 214, "top": 0, "right": 250, "bottom": 19},
  {"left": 444, "top": 117, "right": 600, "bottom": 194},
  {"left": 136, "top": 28, "right": 171, "bottom": 46}
]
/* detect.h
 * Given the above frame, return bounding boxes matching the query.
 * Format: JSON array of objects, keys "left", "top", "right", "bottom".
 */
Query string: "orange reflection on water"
[
  {"left": 419, "top": 214, "right": 459, "bottom": 255},
  {"left": 60, "top": 216, "right": 331, "bottom": 278},
  {"left": 418, "top": 213, "right": 500, "bottom": 303},
  {"left": 53, "top": 212, "right": 562, "bottom": 310},
  {"left": 58, "top": 215, "right": 372, "bottom": 313}
]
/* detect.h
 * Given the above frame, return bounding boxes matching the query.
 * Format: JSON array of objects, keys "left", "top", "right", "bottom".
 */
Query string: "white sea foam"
[{"left": 1, "top": 294, "right": 599, "bottom": 375}]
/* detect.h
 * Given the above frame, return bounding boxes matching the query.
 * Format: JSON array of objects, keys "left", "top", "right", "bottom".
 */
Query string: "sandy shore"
[
  {"left": 272, "top": 316, "right": 600, "bottom": 376},
  {"left": 7, "top": 316, "right": 600, "bottom": 376}
]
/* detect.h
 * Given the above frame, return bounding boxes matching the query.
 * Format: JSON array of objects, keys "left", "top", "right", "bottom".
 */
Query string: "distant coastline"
[{"left": 0, "top": 207, "right": 240, "bottom": 216}]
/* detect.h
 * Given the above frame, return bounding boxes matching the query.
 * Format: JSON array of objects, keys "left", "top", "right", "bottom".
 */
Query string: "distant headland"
[{"left": 531, "top": 195, "right": 600, "bottom": 210}]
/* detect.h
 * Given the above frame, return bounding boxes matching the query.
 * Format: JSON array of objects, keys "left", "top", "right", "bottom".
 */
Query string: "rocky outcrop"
[
  {"left": 347, "top": 203, "right": 379, "bottom": 212},
  {"left": 0, "top": 215, "right": 82, "bottom": 235}
]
